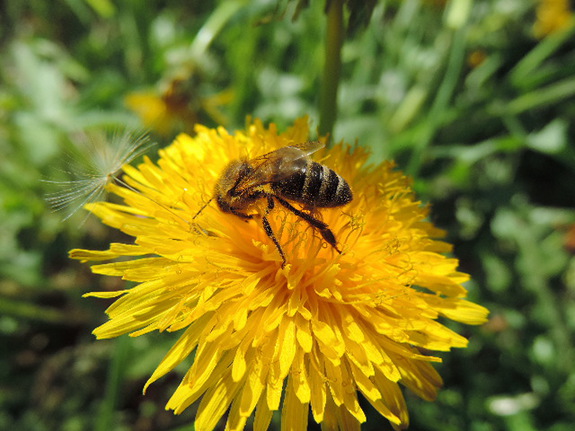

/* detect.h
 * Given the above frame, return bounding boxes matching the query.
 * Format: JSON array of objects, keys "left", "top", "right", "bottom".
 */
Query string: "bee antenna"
[{"left": 192, "top": 197, "right": 214, "bottom": 220}]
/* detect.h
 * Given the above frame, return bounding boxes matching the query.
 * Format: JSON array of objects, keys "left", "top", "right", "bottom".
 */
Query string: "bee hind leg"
[{"left": 274, "top": 196, "right": 341, "bottom": 254}]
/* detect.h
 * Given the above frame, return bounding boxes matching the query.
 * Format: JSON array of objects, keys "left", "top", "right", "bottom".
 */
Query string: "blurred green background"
[{"left": 1, "top": 0, "right": 575, "bottom": 430}]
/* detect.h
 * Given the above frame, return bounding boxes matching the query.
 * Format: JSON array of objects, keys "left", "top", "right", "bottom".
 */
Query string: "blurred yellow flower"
[
  {"left": 533, "top": 0, "right": 574, "bottom": 38},
  {"left": 125, "top": 77, "right": 232, "bottom": 136},
  {"left": 71, "top": 118, "right": 488, "bottom": 430}
]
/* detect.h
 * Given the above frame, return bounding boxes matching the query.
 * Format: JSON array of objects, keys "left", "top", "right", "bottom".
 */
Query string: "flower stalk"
[{"left": 319, "top": 0, "right": 344, "bottom": 141}]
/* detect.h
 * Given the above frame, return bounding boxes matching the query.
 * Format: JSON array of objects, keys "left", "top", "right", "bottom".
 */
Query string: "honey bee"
[{"left": 194, "top": 141, "right": 353, "bottom": 266}]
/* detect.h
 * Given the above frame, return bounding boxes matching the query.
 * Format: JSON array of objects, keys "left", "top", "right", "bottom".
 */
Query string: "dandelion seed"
[{"left": 44, "top": 130, "right": 154, "bottom": 221}]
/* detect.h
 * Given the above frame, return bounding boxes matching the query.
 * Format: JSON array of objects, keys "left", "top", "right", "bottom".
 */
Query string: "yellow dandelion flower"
[{"left": 71, "top": 118, "right": 489, "bottom": 430}]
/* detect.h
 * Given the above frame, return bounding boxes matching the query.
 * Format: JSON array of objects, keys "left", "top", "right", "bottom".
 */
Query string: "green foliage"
[{"left": 1, "top": 0, "right": 574, "bottom": 430}]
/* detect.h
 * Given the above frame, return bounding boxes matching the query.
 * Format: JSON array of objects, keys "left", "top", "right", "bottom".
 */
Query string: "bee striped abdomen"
[
  {"left": 312, "top": 162, "right": 352, "bottom": 207},
  {"left": 273, "top": 161, "right": 352, "bottom": 208}
]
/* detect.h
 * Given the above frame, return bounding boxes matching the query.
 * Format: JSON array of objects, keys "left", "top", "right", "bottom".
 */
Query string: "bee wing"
[
  {"left": 289, "top": 140, "right": 325, "bottom": 156},
  {"left": 234, "top": 141, "right": 325, "bottom": 193}
]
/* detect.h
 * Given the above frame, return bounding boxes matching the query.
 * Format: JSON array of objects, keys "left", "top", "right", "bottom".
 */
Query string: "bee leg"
[
  {"left": 192, "top": 197, "right": 215, "bottom": 220},
  {"left": 231, "top": 210, "right": 253, "bottom": 220},
  {"left": 262, "top": 196, "right": 287, "bottom": 267},
  {"left": 274, "top": 196, "right": 341, "bottom": 254}
]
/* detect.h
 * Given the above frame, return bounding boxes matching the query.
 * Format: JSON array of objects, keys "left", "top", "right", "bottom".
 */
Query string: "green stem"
[
  {"left": 95, "top": 336, "right": 131, "bottom": 431},
  {"left": 319, "top": 0, "right": 344, "bottom": 142}
]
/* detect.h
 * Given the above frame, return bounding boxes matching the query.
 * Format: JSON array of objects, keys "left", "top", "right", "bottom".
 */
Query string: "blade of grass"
[
  {"left": 406, "top": 25, "right": 468, "bottom": 176},
  {"left": 510, "top": 21, "right": 575, "bottom": 87},
  {"left": 506, "top": 77, "right": 575, "bottom": 115},
  {"left": 189, "top": 0, "right": 248, "bottom": 60},
  {"left": 0, "top": 297, "right": 83, "bottom": 325}
]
